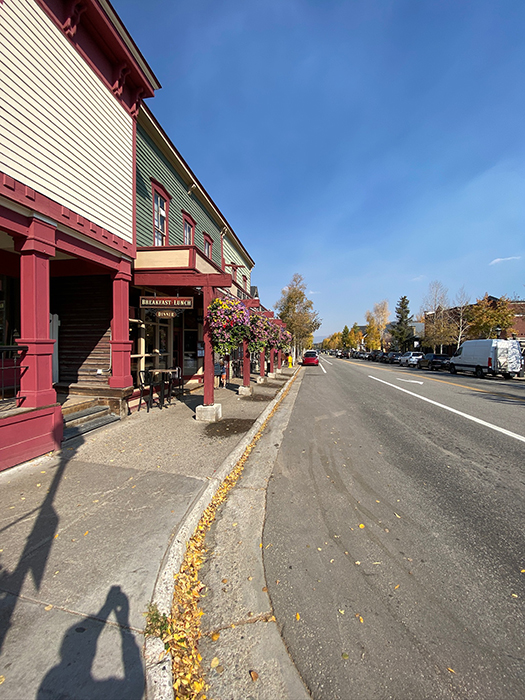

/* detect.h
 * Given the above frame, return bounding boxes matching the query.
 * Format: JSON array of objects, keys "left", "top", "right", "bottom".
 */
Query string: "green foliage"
[
  {"left": 341, "top": 325, "right": 350, "bottom": 349},
  {"left": 390, "top": 296, "right": 413, "bottom": 351},
  {"left": 468, "top": 294, "right": 515, "bottom": 339},
  {"left": 275, "top": 273, "right": 321, "bottom": 351},
  {"left": 144, "top": 602, "right": 170, "bottom": 640}
]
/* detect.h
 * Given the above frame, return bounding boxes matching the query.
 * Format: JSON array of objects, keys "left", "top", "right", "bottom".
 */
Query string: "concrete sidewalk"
[{"left": 0, "top": 370, "right": 296, "bottom": 700}]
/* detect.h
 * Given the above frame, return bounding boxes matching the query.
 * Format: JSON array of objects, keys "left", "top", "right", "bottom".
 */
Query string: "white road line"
[
  {"left": 319, "top": 362, "right": 327, "bottom": 374},
  {"left": 322, "top": 357, "right": 333, "bottom": 365},
  {"left": 369, "top": 375, "right": 525, "bottom": 444},
  {"left": 397, "top": 378, "right": 424, "bottom": 385}
]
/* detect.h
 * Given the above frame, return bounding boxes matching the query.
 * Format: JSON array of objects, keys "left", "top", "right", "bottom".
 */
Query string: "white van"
[{"left": 449, "top": 339, "right": 523, "bottom": 379}]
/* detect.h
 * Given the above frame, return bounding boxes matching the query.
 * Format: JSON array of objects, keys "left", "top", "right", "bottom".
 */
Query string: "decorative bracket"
[{"left": 63, "top": 1, "right": 87, "bottom": 38}]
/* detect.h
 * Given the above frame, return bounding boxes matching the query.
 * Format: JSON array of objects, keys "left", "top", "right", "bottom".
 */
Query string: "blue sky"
[{"left": 113, "top": 0, "right": 525, "bottom": 338}]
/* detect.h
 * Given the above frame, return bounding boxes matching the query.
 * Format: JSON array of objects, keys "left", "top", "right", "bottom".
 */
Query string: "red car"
[{"left": 302, "top": 350, "right": 319, "bottom": 366}]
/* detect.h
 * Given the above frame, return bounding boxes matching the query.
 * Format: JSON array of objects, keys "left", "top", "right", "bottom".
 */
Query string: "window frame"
[
  {"left": 151, "top": 180, "right": 171, "bottom": 247},
  {"left": 182, "top": 211, "right": 196, "bottom": 246},
  {"left": 203, "top": 232, "right": 213, "bottom": 259}
]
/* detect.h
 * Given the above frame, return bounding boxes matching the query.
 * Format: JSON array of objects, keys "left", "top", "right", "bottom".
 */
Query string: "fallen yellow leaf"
[
  {"left": 84, "top": 531, "right": 89, "bottom": 536},
  {"left": 359, "top": 523, "right": 365, "bottom": 529},
  {"left": 0, "top": 676, "right": 5, "bottom": 685},
  {"left": 249, "top": 670, "right": 259, "bottom": 682},
  {"left": 338, "top": 609, "right": 345, "bottom": 615},
  {"left": 394, "top": 512, "right": 401, "bottom": 519},
  {"left": 296, "top": 613, "right": 300, "bottom": 621},
  {"left": 44, "top": 604, "right": 53, "bottom": 611},
  {"left": 394, "top": 584, "right": 400, "bottom": 590},
  {"left": 447, "top": 668, "right": 455, "bottom": 674},
  {"left": 211, "top": 657, "right": 220, "bottom": 668},
  {"left": 211, "top": 632, "right": 220, "bottom": 641}
]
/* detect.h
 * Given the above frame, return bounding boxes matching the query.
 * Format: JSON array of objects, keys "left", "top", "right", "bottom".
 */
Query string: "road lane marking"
[
  {"left": 369, "top": 375, "right": 525, "bottom": 444},
  {"left": 397, "top": 378, "right": 424, "bottom": 385},
  {"left": 319, "top": 362, "right": 327, "bottom": 373},
  {"left": 322, "top": 358, "right": 333, "bottom": 365}
]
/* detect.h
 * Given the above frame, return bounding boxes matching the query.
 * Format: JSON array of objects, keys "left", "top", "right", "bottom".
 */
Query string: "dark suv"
[{"left": 418, "top": 353, "right": 451, "bottom": 371}]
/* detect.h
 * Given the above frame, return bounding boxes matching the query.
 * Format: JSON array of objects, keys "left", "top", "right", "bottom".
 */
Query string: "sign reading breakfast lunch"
[
  {"left": 140, "top": 296, "right": 194, "bottom": 310},
  {"left": 140, "top": 297, "right": 193, "bottom": 318}
]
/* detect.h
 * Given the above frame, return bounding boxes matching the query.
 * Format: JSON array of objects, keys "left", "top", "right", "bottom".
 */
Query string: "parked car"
[
  {"left": 418, "top": 353, "right": 451, "bottom": 371},
  {"left": 449, "top": 339, "right": 522, "bottom": 379},
  {"left": 399, "top": 351, "right": 425, "bottom": 367},
  {"left": 382, "top": 351, "right": 401, "bottom": 364},
  {"left": 302, "top": 350, "right": 319, "bottom": 366}
]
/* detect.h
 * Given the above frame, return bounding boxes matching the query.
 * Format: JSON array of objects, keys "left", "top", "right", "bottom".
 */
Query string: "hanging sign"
[{"left": 140, "top": 296, "right": 194, "bottom": 309}]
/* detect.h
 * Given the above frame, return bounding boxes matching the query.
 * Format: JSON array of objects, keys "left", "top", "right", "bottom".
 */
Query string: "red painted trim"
[
  {"left": 151, "top": 180, "right": 171, "bottom": 246},
  {"left": 181, "top": 211, "right": 195, "bottom": 246},
  {"left": 134, "top": 271, "right": 232, "bottom": 288},
  {"left": 132, "top": 119, "right": 137, "bottom": 247},
  {"left": 55, "top": 230, "right": 122, "bottom": 270},
  {"left": 34, "top": 0, "right": 158, "bottom": 117},
  {"left": 0, "top": 405, "right": 63, "bottom": 472},
  {"left": 0, "top": 171, "right": 136, "bottom": 260},
  {"left": 203, "top": 232, "right": 213, "bottom": 259}
]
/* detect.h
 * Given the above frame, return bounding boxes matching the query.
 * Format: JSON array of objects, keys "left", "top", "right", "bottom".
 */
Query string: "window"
[
  {"left": 242, "top": 275, "right": 247, "bottom": 291},
  {"left": 182, "top": 212, "right": 195, "bottom": 245},
  {"left": 154, "top": 192, "right": 166, "bottom": 245},
  {"left": 151, "top": 181, "right": 171, "bottom": 246},
  {"left": 203, "top": 233, "right": 213, "bottom": 259}
]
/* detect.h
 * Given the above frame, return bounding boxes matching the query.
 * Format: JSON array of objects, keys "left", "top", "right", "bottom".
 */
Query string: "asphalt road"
[{"left": 263, "top": 357, "right": 525, "bottom": 700}]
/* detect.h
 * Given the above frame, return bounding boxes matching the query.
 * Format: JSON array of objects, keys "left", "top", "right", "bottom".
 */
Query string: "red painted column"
[
  {"left": 15, "top": 219, "right": 56, "bottom": 408},
  {"left": 259, "top": 348, "right": 265, "bottom": 378},
  {"left": 269, "top": 346, "right": 275, "bottom": 374},
  {"left": 243, "top": 339, "right": 250, "bottom": 387},
  {"left": 203, "top": 285, "right": 215, "bottom": 406},
  {"left": 109, "top": 261, "right": 133, "bottom": 389},
  {"left": 277, "top": 350, "right": 282, "bottom": 369}
]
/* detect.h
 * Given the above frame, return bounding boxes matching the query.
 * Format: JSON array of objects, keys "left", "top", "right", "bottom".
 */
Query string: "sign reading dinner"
[{"left": 140, "top": 296, "right": 194, "bottom": 309}]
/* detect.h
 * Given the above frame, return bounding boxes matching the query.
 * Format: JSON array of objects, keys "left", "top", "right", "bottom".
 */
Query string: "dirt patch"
[
  {"left": 204, "top": 418, "right": 256, "bottom": 437},
  {"left": 241, "top": 393, "right": 275, "bottom": 402}
]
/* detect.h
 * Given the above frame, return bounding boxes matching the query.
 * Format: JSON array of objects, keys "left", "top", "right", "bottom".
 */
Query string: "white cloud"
[
  {"left": 411, "top": 275, "right": 425, "bottom": 282},
  {"left": 489, "top": 256, "right": 521, "bottom": 265},
  {"left": 309, "top": 290, "right": 320, "bottom": 295}
]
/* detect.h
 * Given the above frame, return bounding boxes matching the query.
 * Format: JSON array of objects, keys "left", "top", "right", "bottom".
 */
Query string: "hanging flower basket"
[
  {"left": 276, "top": 328, "right": 292, "bottom": 352},
  {"left": 206, "top": 298, "right": 250, "bottom": 355},
  {"left": 248, "top": 313, "right": 272, "bottom": 354}
]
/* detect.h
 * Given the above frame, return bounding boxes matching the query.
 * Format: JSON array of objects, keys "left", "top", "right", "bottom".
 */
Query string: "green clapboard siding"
[
  {"left": 136, "top": 124, "right": 222, "bottom": 268},
  {"left": 223, "top": 236, "right": 251, "bottom": 290}
]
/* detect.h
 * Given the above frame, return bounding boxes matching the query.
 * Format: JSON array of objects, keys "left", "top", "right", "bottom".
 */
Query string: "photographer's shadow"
[{"left": 37, "top": 586, "right": 144, "bottom": 700}]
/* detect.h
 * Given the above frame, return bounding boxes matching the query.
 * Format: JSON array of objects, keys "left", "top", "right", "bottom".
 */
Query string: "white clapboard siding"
[{"left": 0, "top": 0, "right": 133, "bottom": 243}]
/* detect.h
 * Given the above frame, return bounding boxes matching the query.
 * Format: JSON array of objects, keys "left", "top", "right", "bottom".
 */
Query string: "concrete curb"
[{"left": 144, "top": 368, "right": 299, "bottom": 700}]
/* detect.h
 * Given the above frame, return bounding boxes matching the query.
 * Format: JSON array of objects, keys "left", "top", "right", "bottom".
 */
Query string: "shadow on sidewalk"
[
  {"left": 36, "top": 585, "right": 143, "bottom": 700},
  {"left": 0, "top": 424, "right": 80, "bottom": 655}
]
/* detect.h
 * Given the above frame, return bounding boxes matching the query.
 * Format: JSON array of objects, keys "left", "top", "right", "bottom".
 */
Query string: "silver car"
[{"left": 399, "top": 351, "right": 425, "bottom": 367}]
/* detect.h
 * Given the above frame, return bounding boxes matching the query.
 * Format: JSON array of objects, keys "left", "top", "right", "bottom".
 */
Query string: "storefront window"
[{"left": 184, "top": 330, "right": 198, "bottom": 375}]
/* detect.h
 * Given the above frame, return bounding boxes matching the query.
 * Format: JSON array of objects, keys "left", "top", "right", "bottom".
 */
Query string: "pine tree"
[
  {"left": 390, "top": 296, "right": 413, "bottom": 351},
  {"left": 341, "top": 325, "right": 350, "bottom": 349}
]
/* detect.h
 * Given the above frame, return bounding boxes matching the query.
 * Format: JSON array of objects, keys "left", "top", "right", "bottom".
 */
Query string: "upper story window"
[
  {"left": 151, "top": 181, "right": 171, "bottom": 246},
  {"left": 203, "top": 233, "right": 213, "bottom": 259},
  {"left": 230, "top": 263, "right": 236, "bottom": 283},
  {"left": 182, "top": 212, "right": 195, "bottom": 245},
  {"left": 242, "top": 275, "right": 247, "bottom": 291}
]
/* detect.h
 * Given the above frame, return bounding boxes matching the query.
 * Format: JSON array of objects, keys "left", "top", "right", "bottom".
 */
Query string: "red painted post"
[
  {"left": 203, "top": 285, "right": 215, "bottom": 406},
  {"left": 259, "top": 348, "right": 265, "bottom": 378},
  {"left": 109, "top": 262, "right": 133, "bottom": 388},
  {"left": 269, "top": 346, "right": 275, "bottom": 374},
  {"left": 243, "top": 339, "right": 250, "bottom": 387},
  {"left": 15, "top": 219, "right": 57, "bottom": 408},
  {"left": 277, "top": 350, "right": 282, "bottom": 369}
]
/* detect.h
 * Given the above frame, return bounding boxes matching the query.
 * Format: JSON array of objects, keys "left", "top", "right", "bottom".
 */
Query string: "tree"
[
  {"left": 365, "top": 311, "right": 381, "bottom": 350},
  {"left": 348, "top": 322, "right": 363, "bottom": 350},
  {"left": 373, "top": 300, "right": 390, "bottom": 350},
  {"left": 468, "top": 294, "right": 515, "bottom": 339},
  {"left": 421, "top": 280, "right": 453, "bottom": 352},
  {"left": 341, "top": 325, "right": 350, "bottom": 349},
  {"left": 275, "top": 274, "right": 321, "bottom": 356},
  {"left": 390, "top": 296, "right": 413, "bottom": 351},
  {"left": 450, "top": 286, "right": 471, "bottom": 349}
]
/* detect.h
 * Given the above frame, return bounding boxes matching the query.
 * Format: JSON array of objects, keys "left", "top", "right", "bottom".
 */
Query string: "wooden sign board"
[{"left": 140, "top": 296, "right": 194, "bottom": 309}]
